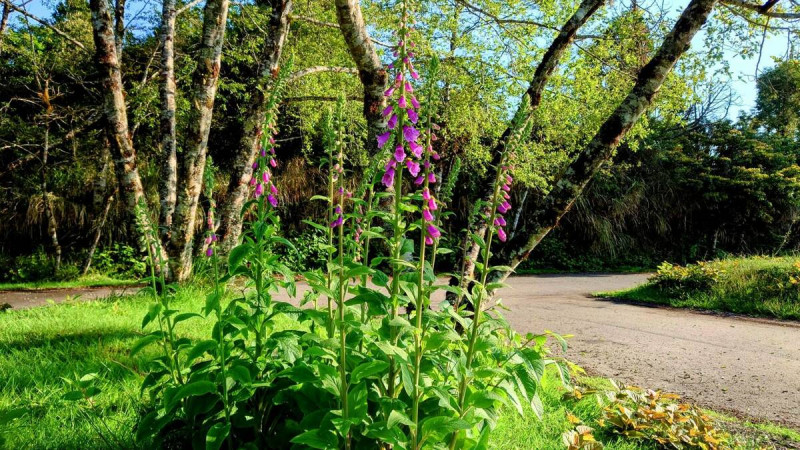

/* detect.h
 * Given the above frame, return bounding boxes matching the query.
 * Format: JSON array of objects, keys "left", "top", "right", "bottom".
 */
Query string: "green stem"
[{"left": 449, "top": 164, "right": 504, "bottom": 449}]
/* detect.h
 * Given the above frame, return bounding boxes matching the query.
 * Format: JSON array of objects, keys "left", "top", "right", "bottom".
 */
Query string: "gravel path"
[{"left": 2, "top": 273, "right": 798, "bottom": 428}]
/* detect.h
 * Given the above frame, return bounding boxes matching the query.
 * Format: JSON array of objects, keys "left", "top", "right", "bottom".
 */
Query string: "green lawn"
[
  {"left": 597, "top": 256, "right": 800, "bottom": 321},
  {"left": 0, "top": 274, "right": 140, "bottom": 291},
  {"left": 0, "top": 286, "right": 794, "bottom": 448}
]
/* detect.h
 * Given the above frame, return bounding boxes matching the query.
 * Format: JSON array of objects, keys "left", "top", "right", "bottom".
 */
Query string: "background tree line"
[{"left": 0, "top": 0, "right": 798, "bottom": 282}]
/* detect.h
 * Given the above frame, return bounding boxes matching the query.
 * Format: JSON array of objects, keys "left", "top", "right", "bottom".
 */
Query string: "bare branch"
[
  {"left": 0, "top": 0, "right": 86, "bottom": 49},
  {"left": 287, "top": 65, "right": 358, "bottom": 82},
  {"left": 176, "top": 0, "right": 203, "bottom": 16},
  {"left": 454, "top": 0, "right": 602, "bottom": 40},
  {"left": 291, "top": 12, "right": 393, "bottom": 47},
  {"left": 722, "top": 0, "right": 800, "bottom": 18}
]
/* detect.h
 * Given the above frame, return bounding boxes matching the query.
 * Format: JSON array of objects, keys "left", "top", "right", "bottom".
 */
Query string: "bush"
[
  {"left": 651, "top": 261, "right": 723, "bottom": 293},
  {"left": 91, "top": 244, "right": 147, "bottom": 279},
  {"left": 5, "top": 249, "right": 56, "bottom": 282},
  {"left": 278, "top": 227, "right": 329, "bottom": 272}
]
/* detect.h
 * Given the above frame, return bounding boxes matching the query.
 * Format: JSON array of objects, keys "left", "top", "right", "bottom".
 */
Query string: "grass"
[
  {"left": 0, "top": 274, "right": 140, "bottom": 291},
  {"left": 1, "top": 286, "right": 796, "bottom": 449},
  {"left": 596, "top": 256, "right": 800, "bottom": 320}
]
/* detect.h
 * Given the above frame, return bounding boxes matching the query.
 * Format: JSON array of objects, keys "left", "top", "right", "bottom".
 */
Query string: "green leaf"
[
  {"left": 350, "top": 360, "right": 389, "bottom": 384},
  {"left": 290, "top": 429, "right": 337, "bottom": 449},
  {"left": 205, "top": 423, "right": 230, "bottom": 450},
  {"left": 387, "top": 410, "right": 414, "bottom": 429},
  {"left": 187, "top": 340, "right": 217, "bottom": 362},
  {"left": 227, "top": 243, "right": 251, "bottom": 273},
  {"left": 372, "top": 270, "right": 389, "bottom": 287},
  {"left": 173, "top": 312, "right": 202, "bottom": 325},
  {"left": 166, "top": 381, "right": 217, "bottom": 411},
  {"left": 131, "top": 334, "right": 161, "bottom": 356}
]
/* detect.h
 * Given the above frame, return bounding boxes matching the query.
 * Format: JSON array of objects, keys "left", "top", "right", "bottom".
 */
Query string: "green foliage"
[
  {"left": 598, "top": 381, "right": 731, "bottom": 449},
  {"left": 91, "top": 244, "right": 148, "bottom": 279},
  {"left": 755, "top": 60, "right": 800, "bottom": 137},
  {"left": 602, "top": 256, "right": 800, "bottom": 320},
  {"left": 652, "top": 261, "right": 723, "bottom": 292}
]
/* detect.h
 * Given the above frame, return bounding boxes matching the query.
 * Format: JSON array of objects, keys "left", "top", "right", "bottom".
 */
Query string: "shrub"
[
  {"left": 6, "top": 248, "right": 56, "bottom": 282},
  {"left": 278, "top": 227, "right": 329, "bottom": 272},
  {"left": 651, "top": 261, "right": 723, "bottom": 293},
  {"left": 91, "top": 244, "right": 147, "bottom": 279},
  {"left": 598, "top": 381, "right": 731, "bottom": 449}
]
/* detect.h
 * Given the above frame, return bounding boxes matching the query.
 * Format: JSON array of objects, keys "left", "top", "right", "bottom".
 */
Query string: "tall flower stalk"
[
  {"left": 328, "top": 96, "right": 351, "bottom": 448},
  {"left": 378, "top": 0, "right": 433, "bottom": 400},
  {"left": 201, "top": 160, "right": 232, "bottom": 441}
]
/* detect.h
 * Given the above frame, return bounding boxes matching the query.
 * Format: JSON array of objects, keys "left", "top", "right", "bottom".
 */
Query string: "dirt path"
[
  {"left": 0, "top": 285, "right": 141, "bottom": 309},
  {"left": 2, "top": 273, "right": 798, "bottom": 428}
]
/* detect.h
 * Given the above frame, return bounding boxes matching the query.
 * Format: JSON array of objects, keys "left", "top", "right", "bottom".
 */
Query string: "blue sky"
[{"left": 13, "top": 0, "right": 790, "bottom": 119}]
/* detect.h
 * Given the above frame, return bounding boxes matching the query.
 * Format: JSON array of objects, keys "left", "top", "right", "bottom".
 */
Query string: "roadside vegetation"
[
  {"left": 1, "top": 287, "right": 792, "bottom": 449},
  {"left": 597, "top": 256, "right": 800, "bottom": 320}
]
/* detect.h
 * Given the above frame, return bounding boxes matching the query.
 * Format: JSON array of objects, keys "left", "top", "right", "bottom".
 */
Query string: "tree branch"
[
  {"left": 454, "top": 0, "right": 602, "bottom": 40},
  {"left": 287, "top": 65, "right": 359, "bottom": 82},
  {"left": 0, "top": 0, "right": 86, "bottom": 49},
  {"left": 291, "top": 13, "right": 393, "bottom": 47},
  {"left": 721, "top": 0, "right": 800, "bottom": 18},
  {"left": 176, "top": 0, "right": 203, "bottom": 16}
]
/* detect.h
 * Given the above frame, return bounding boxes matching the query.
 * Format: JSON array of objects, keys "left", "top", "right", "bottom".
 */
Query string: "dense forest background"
[{"left": 0, "top": 0, "right": 798, "bottom": 281}]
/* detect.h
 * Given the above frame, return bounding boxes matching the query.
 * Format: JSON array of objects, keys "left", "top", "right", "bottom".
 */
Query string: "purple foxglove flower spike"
[
  {"left": 497, "top": 227, "right": 507, "bottom": 242},
  {"left": 427, "top": 224, "right": 441, "bottom": 238},
  {"left": 425, "top": 236, "right": 433, "bottom": 245},
  {"left": 398, "top": 96, "right": 407, "bottom": 109},
  {"left": 268, "top": 194, "right": 278, "bottom": 207},
  {"left": 407, "top": 109, "right": 418, "bottom": 124},
  {"left": 411, "top": 71, "right": 420, "bottom": 80},
  {"left": 403, "top": 125, "right": 419, "bottom": 142},
  {"left": 406, "top": 160, "right": 420, "bottom": 177},
  {"left": 382, "top": 105, "right": 393, "bottom": 117},
  {"left": 422, "top": 188, "right": 431, "bottom": 200},
  {"left": 388, "top": 114, "right": 398, "bottom": 129},
  {"left": 270, "top": 158, "right": 277, "bottom": 168},
  {"left": 394, "top": 145, "right": 406, "bottom": 162},
  {"left": 428, "top": 172, "right": 436, "bottom": 183},
  {"left": 428, "top": 198, "right": 437, "bottom": 211},
  {"left": 382, "top": 168, "right": 395, "bottom": 188},
  {"left": 411, "top": 97, "right": 420, "bottom": 109},
  {"left": 206, "top": 247, "right": 214, "bottom": 257},
  {"left": 255, "top": 183, "right": 264, "bottom": 197},
  {"left": 414, "top": 176, "right": 424, "bottom": 185},
  {"left": 409, "top": 141, "right": 423, "bottom": 158},
  {"left": 384, "top": 86, "right": 395, "bottom": 97},
  {"left": 377, "top": 131, "right": 391, "bottom": 148},
  {"left": 423, "top": 209, "right": 434, "bottom": 221}
]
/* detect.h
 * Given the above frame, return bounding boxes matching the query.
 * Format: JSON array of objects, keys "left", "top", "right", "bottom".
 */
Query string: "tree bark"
[
  {"left": 217, "top": 0, "right": 292, "bottom": 255},
  {"left": 167, "top": 0, "right": 229, "bottom": 280},
  {"left": 158, "top": 0, "right": 178, "bottom": 242},
  {"left": 83, "top": 191, "right": 115, "bottom": 275},
  {"left": 114, "top": 0, "right": 125, "bottom": 57},
  {"left": 460, "top": 0, "right": 605, "bottom": 283},
  {"left": 89, "top": 0, "right": 169, "bottom": 275},
  {"left": 495, "top": 0, "right": 719, "bottom": 282},
  {"left": 334, "top": 0, "right": 387, "bottom": 145},
  {"left": 41, "top": 106, "right": 62, "bottom": 272},
  {"left": 0, "top": 1, "right": 10, "bottom": 55}
]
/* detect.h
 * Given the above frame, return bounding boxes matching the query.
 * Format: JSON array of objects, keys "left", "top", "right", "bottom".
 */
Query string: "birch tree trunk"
[
  {"left": 89, "top": 0, "right": 169, "bottom": 275},
  {"left": 493, "top": 0, "right": 719, "bottom": 283},
  {"left": 334, "top": 0, "right": 387, "bottom": 145},
  {"left": 41, "top": 111, "right": 62, "bottom": 272},
  {"left": 167, "top": 0, "right": 229, "bottom": 280},
  {"left": 460, "top": 0, "right": 605, "bottom": 283},
  {"left": 158, "top": 0, "right": 178, "bottom": 242},
  {"left": 0, "top": 2, "right": 10, "bottom": 55},
  {"left": 217, "top": 0, "right": 293, "bottom": 255}
]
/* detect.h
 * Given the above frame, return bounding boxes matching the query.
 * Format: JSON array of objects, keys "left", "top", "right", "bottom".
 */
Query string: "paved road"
[
  {"left": 2, "top": 273, "right": 799, "bottom": 428},
  {"left": 492, "top": 274, "right": 800, "bottom": 429}
]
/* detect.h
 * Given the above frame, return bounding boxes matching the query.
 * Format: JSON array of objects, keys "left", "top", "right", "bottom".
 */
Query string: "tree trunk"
[
  {"left": 217, "top": 0, "right": 293, "bottom": 255},
  {"left": 0, "top": 2, "right": 10, "bottom": 55},
  {"left": 41, "top": 112, "right": 62, "bottom": 272},
  {"left": 114, "top": 0, "right": 125, "bottom": 57},
  {"left": 167, "top": 0, "right": 229, "bottom": 280},
  {"left": 495, "top": 0, "right": 719, "bottom": 283},
  {"left": 158, "top": 0, "right": 178, "bottom": 242},
  {"left": 83, "top": 191, "right": 115, "bottom": 275},
  {"left": 460, "top": 0, "right": 605, "bottom": 283},
  {"left": 334, "top": 0, "right": 387, "bottom": 146},
  {"left": 89, "top": 0, "right": 169, "bottom": 275}
]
